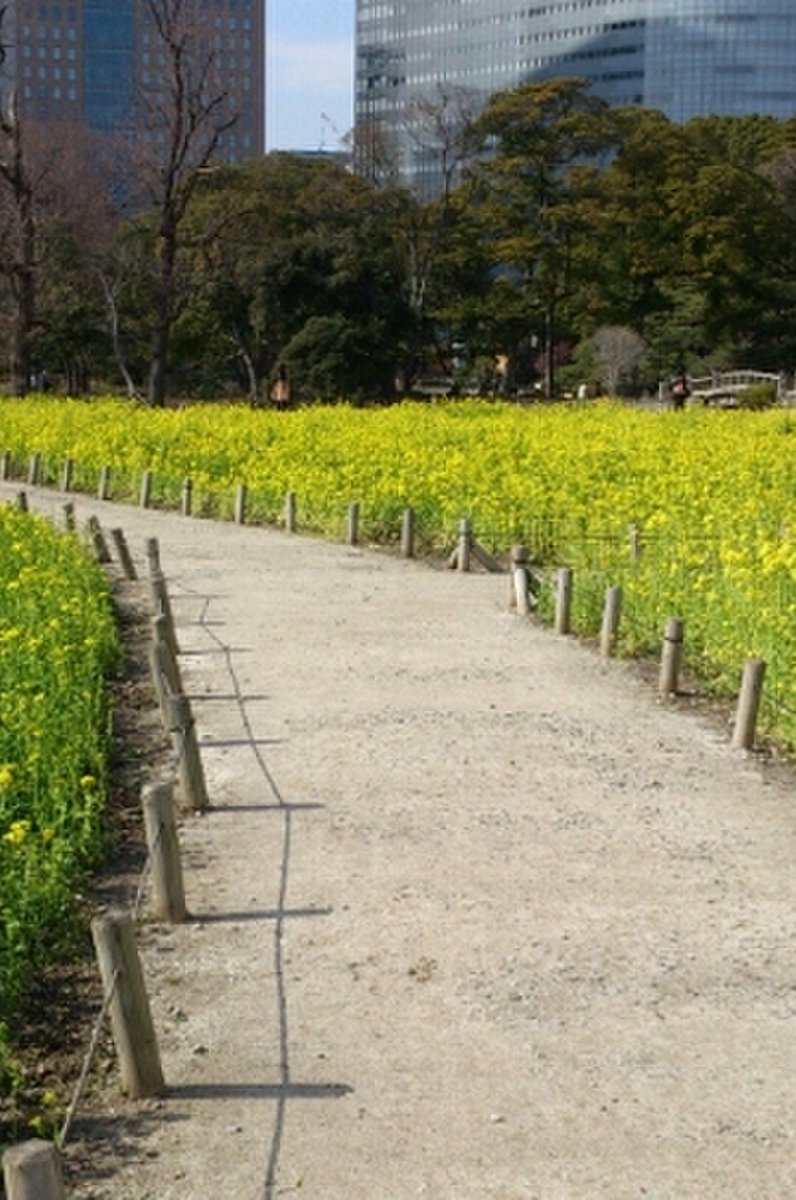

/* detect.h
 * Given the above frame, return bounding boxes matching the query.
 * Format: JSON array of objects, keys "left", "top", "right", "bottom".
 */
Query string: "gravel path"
[{"left": 5, "top": 483, "right": 796, "bottom": 1199}]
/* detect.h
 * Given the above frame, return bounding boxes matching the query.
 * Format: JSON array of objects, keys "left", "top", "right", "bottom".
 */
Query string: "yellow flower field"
[
  {"left": 0, "top": 502, "right": 118, "bottom": 1064},
  {"left": 2, "top": 396, "right": 796, "bottom": 747}
]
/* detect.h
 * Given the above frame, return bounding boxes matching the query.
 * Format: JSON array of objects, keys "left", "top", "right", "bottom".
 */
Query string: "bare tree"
[
  {"left": 137, "top": 0, "right": 238, "bottom": 406},
  {"left": 350, "top": 117, "right": 400, "bottom": 191},
  {"left": 403, "top": 83, "right": 479, "bottom": 203},
  {"left": 0, "top": 4, "right": 36, "bottom": 395},
  {"left": 592, "top": 325, "right": 646, "bottom": 397}
]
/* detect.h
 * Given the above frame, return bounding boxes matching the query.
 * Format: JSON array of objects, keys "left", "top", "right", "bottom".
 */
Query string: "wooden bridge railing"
[{"left": 689, "top": 369, "right": 783, "bottom": 403}]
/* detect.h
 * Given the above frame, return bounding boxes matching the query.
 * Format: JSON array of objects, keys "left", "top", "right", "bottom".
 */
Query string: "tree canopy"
[{"left": 4, "top": 76, "right": 796, "bottom": 401}]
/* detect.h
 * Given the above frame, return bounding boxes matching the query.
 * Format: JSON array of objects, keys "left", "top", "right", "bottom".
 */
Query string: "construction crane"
[{"left": 320, "top": 111, "right": 344, "bottom": 150}]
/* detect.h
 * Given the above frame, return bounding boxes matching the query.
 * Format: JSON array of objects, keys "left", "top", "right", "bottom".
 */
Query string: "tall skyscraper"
[
  {"left": 355, "top": 0, "right": 796, "bottom": 193},
  {"left": 2, "top": 0, "right": 264, "bottom": 161}
]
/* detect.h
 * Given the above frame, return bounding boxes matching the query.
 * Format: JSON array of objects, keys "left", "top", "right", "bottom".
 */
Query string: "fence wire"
[{"left": 57, "top": 554, "right": 186, "bottom": 1151}]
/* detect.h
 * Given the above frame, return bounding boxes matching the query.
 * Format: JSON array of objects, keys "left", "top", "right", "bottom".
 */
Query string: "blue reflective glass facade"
[
  {"left": 356, "top": 1, "right": 796, "bottom": 191},
  {"left": 83, "top": 0, "right": 135, "bottom": 133},
  {"left": 8, "top": 0, "right": 265, "bottom": 159}
]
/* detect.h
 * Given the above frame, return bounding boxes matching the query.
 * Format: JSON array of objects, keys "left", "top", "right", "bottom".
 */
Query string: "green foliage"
[
  {"left": 280, "top": 315, "right": 396, "bottom": 403},
  {"left": 7, "top": 87, "right": 796, "bottom": 400},
  {"left": 0, "top": 1023, "right": 23, "bottom": 1099},
  {"left": 737, "top": 382, "right": 778, "bottom": 409},
  {"left": 462, "top": 78, "right": 620, "bottom": 395}
]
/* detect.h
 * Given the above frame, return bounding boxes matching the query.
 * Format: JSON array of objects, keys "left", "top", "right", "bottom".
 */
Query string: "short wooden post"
[
  {"left": 600, "top": 584, "right": 623, "bottom": 657},
  {"left": 61, "top": 458, "right": 74, "bottom": 493},
  {"left": 98, "top": 465, "right": 111, "bottom": 501},
  {"left": 732, "top": 658, "right": 766, "bottom": 750},
  {"left": 148, "top": 632, "right": 185, "bottom": 732},
  {"left": 167, "top": 693, "right": 209, "bottom": 813},
  {"left": 142, "top": 782, "right": 187, "bottom": 923},
  {"left": 149, "top": 571, "right": 180, "bottom": 657},
  {"left": 110, "top": 528, "right": 138, "bottom": 580},
  {"left": 86, "top": 516, "right": 112, "bottom": 563},
  {"left": 16, "top": 490, "right": 28, "bottom": 513},
  {"left": 347, "top": 501, "right": 360, "bottom": 546},
  {"left": 515, "top": 566, "right": 532, "bottom": 615},
  {"left": 0, "top": 450, "right": 9, "bottom": 481},
  {"left": 457, "top": 518, "right": 472, "bottom": 573},
  {"left": 181, "top": 477, "right": 193, "bottom": 517},
  {"left": 554, "top": 566, "right": 573, "bottom": 635},
  {"left": 62, "top": 502, "right": 76, "bottom": 533},
  {"left": 234, "top": 483, "right": 247, "bottom": 525},
  {"left": 659, "top": 616, "right": 684, "bottom": 696},
  {"left": 2, "top": 1139, "right": 66, "bottom": 1200},
  {"left": 27, "top": 453, "right": 40, "bottom": 487},
  {"left": 152, "top": 613, "right": 183, "bottom": 697},
  {"left": 508, "top": 545, "right": 529, "bottom": 610},
  {"left": 145, "top": 536, "right": 161, "bottom": 576},
  {"left": 400, "top": 507, "right": 415, "bottom": 559},
  {"left": 91, "top": 910, "right": 165, "bottom": 1099},
  {"left": 284, "top": 490, "right": 297, "bottom": 532},
  {"left": 148, "top": 639, "right": 170, "bottom": 729},
  {"left": 139, "top": 469, "right": 153, "bottom": 509},
  {"left": 629, "top": 522, "right": 641, "bottom": 563}
]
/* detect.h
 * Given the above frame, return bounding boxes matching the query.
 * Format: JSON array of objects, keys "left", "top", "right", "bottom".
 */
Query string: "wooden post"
[
  {"left": 555, "top": 566, "right": 573, "bottom": 635},
  {"left": 732, "top": 658, "right": 766, "bottom": 750},
  {"left": 142, "top": 782, "right": 187, "bottom": 923},
  {"left": 86, "top": 516, "right": 112, "bottom": 564},
  {"left": 514, "top": 566, "right": 531, "bottom": 615},
  {"left": 98, "top": 465, "right": 111, "bottom": 501},
  {"left": 152, "top": 613, "right": 183, "bottom": 696},
  {"left": 400, "top": 507, "right": 415, "bottom": 559},
  {"left": 629, "top": 522, "right": 641, "bottom": 563},
  {"left": 91, "top": 910, "right": 165, "bottom": 1099},
  {"left": 62, "top": 502, "right": 76, "bottom": 533},
  {"left": 27, "top": 453, "right": 40, "bottom": 487},
  {"left": 234, "top": 483, "right": 247, "bottom": 525},
  {"left": 149, "top": 571, "right": 180, "bottom": 657},
  {"left": 139, "top": 469, "right": 153, "bottom": 509},
  {"left": 0, "top": 450, "right": 9, "bottom": 481},
  {"left": 16, "top": 490, "right": 28, "bottom": 513},
  {"left": 148, "top": 639, "right": 170, "bottom": 730},
  {"left": 600, "top": 585, "right": 622, "bottom": 657},
  {"left": 61, "top": 458, "right": 74, "bottom": 493},
  {"left": 347, "top": 501, "right": 360, "bottom": 546},
  {"left": 659, "top": 616, "right": 684, "bottom": 697},
  {"left": 110, "top": 529, "right": 138, "bottom": 580},
  {"left": 457, "top": 518, "right": 472, "bottom": 573},
  {"left": 181, "top": 478, "right": 193, "bottom": 517},
  {"left": 148, "top": 632, "right": 185, "bottom": 732},
  {"left": 285, "top": 490, "right": 297, "bottom": 532},
  {"left": 167, "top": 693, "right": 209, "bottom": 812},
  {"left": 2, "top": 1140, "right": 66, "bottom": 1200},
  {"left": 508, "top": 545, "right": 529, "bottom": 610},
  {"left": 145, "top": 536, "right": 161, "bottom": 576}
]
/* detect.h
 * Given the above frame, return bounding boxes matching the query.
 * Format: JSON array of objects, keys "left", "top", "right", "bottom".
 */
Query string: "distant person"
[
  {"left": 671, "top": 373, "right": 690, "bottom": 410},
  {"left": 270, "top": 364, "right": 290, "bottom": 409}
]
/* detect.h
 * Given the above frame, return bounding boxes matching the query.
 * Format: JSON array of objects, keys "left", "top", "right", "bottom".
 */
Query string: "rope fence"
[
  {"left": 7, "top": 462, "right": 796, "bottom": 745},
  {"left": 1, "top": 508, "right": 205, "bottom": 1198},
  {"left": 1, "top": 456, "right": 792, "bottom": 1193}
]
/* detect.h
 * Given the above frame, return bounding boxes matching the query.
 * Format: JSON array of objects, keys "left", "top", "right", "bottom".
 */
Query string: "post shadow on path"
[{"left": 170, "top": 577, "right": 354, "bottom": 1199}]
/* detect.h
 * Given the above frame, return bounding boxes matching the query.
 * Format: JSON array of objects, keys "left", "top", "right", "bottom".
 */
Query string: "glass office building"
[
  {"left": 3, "top": 0, "right": 264, "bottom": 160},
  {"left": 356, "top": 0, "right": 796, "bottom": 193},
  {"left": 83, "top": 1, "right": 136, "bottom": 134}
]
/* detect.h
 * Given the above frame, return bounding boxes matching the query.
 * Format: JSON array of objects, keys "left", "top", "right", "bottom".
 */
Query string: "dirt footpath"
[{"left": 7, "top": 484, "right": 796, "bottom": 1199}]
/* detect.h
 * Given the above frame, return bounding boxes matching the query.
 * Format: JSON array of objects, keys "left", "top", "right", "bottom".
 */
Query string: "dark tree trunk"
[{"left": 3, "top": 108, "right": 36, "bottom": 397}]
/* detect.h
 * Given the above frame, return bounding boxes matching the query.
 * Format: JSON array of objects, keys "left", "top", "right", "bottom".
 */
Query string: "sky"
[{"left": 267, "top": 1, "right": 356, "bottom": 152}]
